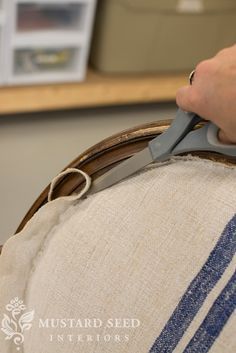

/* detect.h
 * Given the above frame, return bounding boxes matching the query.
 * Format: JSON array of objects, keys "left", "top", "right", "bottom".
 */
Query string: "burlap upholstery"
[{"left": 0, "top": 157, "right": 235, "bottom": 353}]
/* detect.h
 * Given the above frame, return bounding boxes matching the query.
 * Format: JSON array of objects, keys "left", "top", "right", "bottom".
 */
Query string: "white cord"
[{"left": 48, "top": 168, "right": 91, "bottom": 202}]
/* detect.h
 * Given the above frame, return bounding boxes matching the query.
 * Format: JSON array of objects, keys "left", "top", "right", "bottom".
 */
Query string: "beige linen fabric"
[{"left": 0, "top": 157, "right": 235, "bottom": 353}]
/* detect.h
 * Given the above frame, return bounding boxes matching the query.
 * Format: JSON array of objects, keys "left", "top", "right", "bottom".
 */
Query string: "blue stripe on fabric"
[
  {"left": 149, "top": 214, "right": 236, "bottom": 353},
  {"left": 183, "top": 271, "right": 236, "bottom": 353}
]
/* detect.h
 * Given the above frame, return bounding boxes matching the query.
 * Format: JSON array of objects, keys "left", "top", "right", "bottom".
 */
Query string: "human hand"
[{"left": 176, "top": 44, "right": 236, "bottom": 144}]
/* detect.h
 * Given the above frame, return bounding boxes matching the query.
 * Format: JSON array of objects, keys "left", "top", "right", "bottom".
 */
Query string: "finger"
[
  {"left": 218, "top": 129, "right": 236, "bottom": 145},
  {"left": 176, "top": 86, "right": 194, "bottom": 112}
]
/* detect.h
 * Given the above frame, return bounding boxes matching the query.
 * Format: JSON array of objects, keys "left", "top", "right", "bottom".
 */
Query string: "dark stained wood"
[
  {"left": 0, "top": 120, "right": 235, "bottom": 253},
  {"left": 15, "top": 120, "right": 171, "bottom": 233}
]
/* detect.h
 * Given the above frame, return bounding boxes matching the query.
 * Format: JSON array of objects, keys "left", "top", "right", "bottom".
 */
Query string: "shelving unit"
[
  {"left": 4, "top": 0, "right": 97, "bottom": 84},
  {"left": 0, "top": 1, "right": 189, "bottom": 114},
  {"left": 0, "top": 69, "right": 188, "bottom": 114},
  {"left": 0, "top": 0, "right": 6, "bottom": 84}
]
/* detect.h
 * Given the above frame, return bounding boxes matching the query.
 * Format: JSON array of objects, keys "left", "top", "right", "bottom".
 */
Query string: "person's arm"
[{"left": 176, "top": 44, "right": 236, "bottom": 144}]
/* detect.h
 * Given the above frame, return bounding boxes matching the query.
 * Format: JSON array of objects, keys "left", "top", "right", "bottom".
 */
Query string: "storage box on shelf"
[
  {"left": 5, "top": 0, "right": 97, "bottom": 85},
  {"left": 90, "top": 0, "right": 236, "bottom": 73},
  {"left": 0, "top": 17, "right": 3, "bottom": 84},
  {"left": 0, "top": 0, "right": 6, "bottom": 84},
  {"left": 16, "top": 2, "right": 88, "bottom": 32},
  {"left": 13, "top": 46, "right": 82, "bottom": 84}
]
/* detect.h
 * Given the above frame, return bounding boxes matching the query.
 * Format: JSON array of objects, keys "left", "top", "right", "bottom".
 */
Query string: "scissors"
[{"left": 90, "top": 108, "right": 236, "bottom": 194}]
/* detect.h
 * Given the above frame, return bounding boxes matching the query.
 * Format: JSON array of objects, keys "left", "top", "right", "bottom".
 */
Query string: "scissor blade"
[{"left": 90, "top": 147, "right": 153, "bottom": 194}]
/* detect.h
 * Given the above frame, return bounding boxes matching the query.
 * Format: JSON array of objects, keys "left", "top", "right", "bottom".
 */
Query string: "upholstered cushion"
[{"left": 0, "top": 157, "right": 235, "bottom": 353}]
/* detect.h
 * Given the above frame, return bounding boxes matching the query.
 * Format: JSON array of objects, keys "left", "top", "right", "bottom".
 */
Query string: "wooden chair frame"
[{"left": 0, "top": 120, "right": 235, "bottom": 252}]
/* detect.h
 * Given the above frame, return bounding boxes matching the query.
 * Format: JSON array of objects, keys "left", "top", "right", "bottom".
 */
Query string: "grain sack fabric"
[{"left": 0, "top": 156, "right": 235, "bottom": 353}]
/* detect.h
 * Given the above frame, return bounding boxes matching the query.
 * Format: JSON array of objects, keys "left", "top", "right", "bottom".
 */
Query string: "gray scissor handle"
[
  {"left": 149, "top": 108, "right": 236, "bottom": 160},
  {"left": 149, "top": 109, "right": 203, "bottom": 161},
  {"left": 173, "top": 122, "right": 236, "bottom": 157}
]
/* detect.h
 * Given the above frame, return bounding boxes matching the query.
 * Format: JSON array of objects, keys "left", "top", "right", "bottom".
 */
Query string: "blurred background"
[{"left": 0, "top": 0, "right": 235, "bottom": 242}]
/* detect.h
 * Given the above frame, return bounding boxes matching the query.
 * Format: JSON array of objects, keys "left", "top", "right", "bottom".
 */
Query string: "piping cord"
[{"left": 47, "top": 168, "right": 91, "bottom": 202}]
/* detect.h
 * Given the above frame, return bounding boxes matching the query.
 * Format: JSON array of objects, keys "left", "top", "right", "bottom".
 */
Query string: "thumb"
[{"left": 176, "top": 86, "right": 195, "bottom": 113}]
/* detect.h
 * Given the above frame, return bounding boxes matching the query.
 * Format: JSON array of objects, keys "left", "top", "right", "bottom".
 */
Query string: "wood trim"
[
  {"left": 0, "top": 120, "right": 235, "bottom": 254},
  {"left": 15, "top": 120, "right": 236, "bottom": 235}
]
